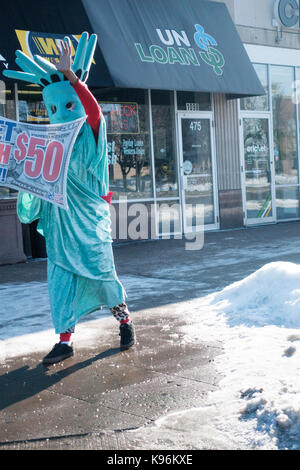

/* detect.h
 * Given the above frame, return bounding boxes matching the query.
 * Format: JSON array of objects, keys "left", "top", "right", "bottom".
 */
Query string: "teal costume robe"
[{"left": 17, "top": 118, "right": 126, "bottom": 333}]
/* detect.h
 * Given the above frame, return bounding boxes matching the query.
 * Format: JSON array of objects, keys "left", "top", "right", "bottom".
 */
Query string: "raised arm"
[
  {"left": 52, "top": 39, "right": 101, "bottom": 143},
  {"left": 53, "top": 38, "right": 112, "bottom": 203}
]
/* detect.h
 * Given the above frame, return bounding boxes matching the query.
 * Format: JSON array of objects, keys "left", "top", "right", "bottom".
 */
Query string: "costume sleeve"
[
  {"left": 72, "top": 79, "right": 113, "bottom": 204},
  {"left": 71, "top": 79, "right": 101, "bottom": 144}
]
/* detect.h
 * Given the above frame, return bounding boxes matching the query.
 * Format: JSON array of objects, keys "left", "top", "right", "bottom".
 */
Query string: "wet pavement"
[{"left": 1, "top": 221, "right": 300, "bottom": 450}]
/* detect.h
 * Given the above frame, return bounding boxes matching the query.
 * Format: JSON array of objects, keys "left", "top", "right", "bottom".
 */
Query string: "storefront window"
[
  {"left": 96, "top": 88, "right": 152, "bottom": 200},
  {"left": 151, "top": 90, "right": 178, "bottom": 197},
  {"left": 240, "top": 64, "right": 269, "bottom": 111},
  {"left": 242, "top": 117, "right": 273, "bottom": 220},
  {"left": 2, "top": 83, "right": 48, "bottom": 201},
  {"left": 176, "top": 91, "right": 211, "bottom": 111},
  {"left": 0, "top": 82, "right": 17, "bottom": 199},
  {"left": 271, "top": 66, "right": 298, "bottom": 186},
  {"left": 0, "top": 83, "right": 15, "bottom": 120},
  {"left": 180, "top": 117, "right": 215, "bottom": 225}
]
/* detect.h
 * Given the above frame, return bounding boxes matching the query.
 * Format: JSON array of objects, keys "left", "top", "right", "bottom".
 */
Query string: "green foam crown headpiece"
[{"left": 3, "top": 32, "right": 97, "bottom": 124}]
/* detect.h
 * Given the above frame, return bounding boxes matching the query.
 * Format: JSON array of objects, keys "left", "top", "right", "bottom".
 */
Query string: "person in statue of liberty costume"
[{"left": 3, "top": 32, "right": 135, "bottom": 364}]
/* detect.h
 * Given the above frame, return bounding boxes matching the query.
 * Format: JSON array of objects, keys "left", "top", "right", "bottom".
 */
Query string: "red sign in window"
[{"left": 99, "top": 102, "right": 140, "bottom": 134}]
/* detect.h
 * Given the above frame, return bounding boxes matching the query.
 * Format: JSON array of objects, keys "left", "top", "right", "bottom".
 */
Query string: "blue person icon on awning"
[
  {"left": 193, "top": 24, "right": 225, "bottom": 76},
  {"left": 194, "top": 24, "right": 217, "bottom": 51}
]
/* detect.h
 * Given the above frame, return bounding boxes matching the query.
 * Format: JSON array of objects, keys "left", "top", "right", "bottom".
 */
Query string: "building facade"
[{"left": 1, "top": 0, "right": 299, "bottom": 264}]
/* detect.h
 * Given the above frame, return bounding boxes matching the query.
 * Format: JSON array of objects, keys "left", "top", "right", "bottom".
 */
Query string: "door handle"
[{"left": 182, "top": 175, "right": 188, "bottom": 190}]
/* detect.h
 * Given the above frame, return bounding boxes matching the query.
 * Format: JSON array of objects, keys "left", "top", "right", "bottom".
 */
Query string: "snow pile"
[
  {"left": 130, "top": 261, "right": 300, "bottom": 450},
  {"left": 211, "top": 261, "right": 300, "bottom": 328},
  {"left": 179, "top": 261, "right": 300, "bottom": 449}
]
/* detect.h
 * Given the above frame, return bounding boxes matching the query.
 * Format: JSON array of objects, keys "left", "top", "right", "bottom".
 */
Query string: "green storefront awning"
[{"left": 82, "top": 0, "right": 265, "bottom": 97}]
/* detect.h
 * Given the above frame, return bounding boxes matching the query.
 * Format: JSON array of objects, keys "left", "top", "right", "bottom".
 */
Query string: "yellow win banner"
[{"left": 15, "top": 30, "right": 95, "bottom": 65}]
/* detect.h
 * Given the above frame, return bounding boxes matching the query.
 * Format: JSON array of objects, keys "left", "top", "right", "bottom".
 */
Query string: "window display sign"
[
  {"left": 100, "top": 102, "right": 139, "bottom": 134},
  {"left": 0, "top": 115, "right": 85, "bottom": 209},
  {"left": 19, "top": 100, "right": 49, "bottom": 124}
]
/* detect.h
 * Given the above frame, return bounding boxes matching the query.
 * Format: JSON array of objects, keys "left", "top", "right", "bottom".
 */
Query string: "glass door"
[
  {"left": 178, "top": 112, "right": 218, "bottom": 233},
  {"left": 240, "top": 114, "right": 275, "bottom": 224}
]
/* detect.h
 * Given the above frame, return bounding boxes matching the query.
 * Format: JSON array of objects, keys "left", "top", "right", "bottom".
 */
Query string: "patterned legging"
[
  {"left": 62, "top": 302, "right": 130, "bottom": 334},
  {"left": 110, "top": 302, "right": 131, "bottom": 322}
]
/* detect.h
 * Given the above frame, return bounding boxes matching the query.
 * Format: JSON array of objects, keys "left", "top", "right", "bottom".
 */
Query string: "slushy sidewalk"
[{"left": 1, "top": 221, "right": 300, "bottom": 450}]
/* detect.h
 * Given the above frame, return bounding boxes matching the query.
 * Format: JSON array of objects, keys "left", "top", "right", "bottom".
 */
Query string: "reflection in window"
[
  {"left": 96, "top": 88, "right": 152, "bottom": 199},
  {"left": 0, "top": 82, "right": 18, "bottom": 199},
  {"left": 271, "top": 66, "right": 298, "bottom": 186},
  {"left": 240, "top": 64, "right": 269, "bottom": 111},
  {"left": 157, "top": 200, "right": 181, "bottom": 236},
  {"left": 276, "top": 186, "right": 300, "bottom": 220},
  {"left": 151, "top": 90, "right": 178, "bottom": 197}
]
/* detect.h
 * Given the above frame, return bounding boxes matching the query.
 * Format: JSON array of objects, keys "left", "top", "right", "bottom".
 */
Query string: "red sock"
[
  {"left": 60, "top": 333, "right": 72, "bottom": 343},
  {"left": 120, "top": 318, "right": 131, "bottom": 325}
]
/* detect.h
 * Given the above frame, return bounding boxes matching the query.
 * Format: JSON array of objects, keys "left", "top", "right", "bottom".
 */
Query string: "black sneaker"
[
  {"left": 42, "top": 342, "right": 74, "bottom": 365},
  {"left": 119, "top": 322, "right": 135, "bottom": 350}
]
